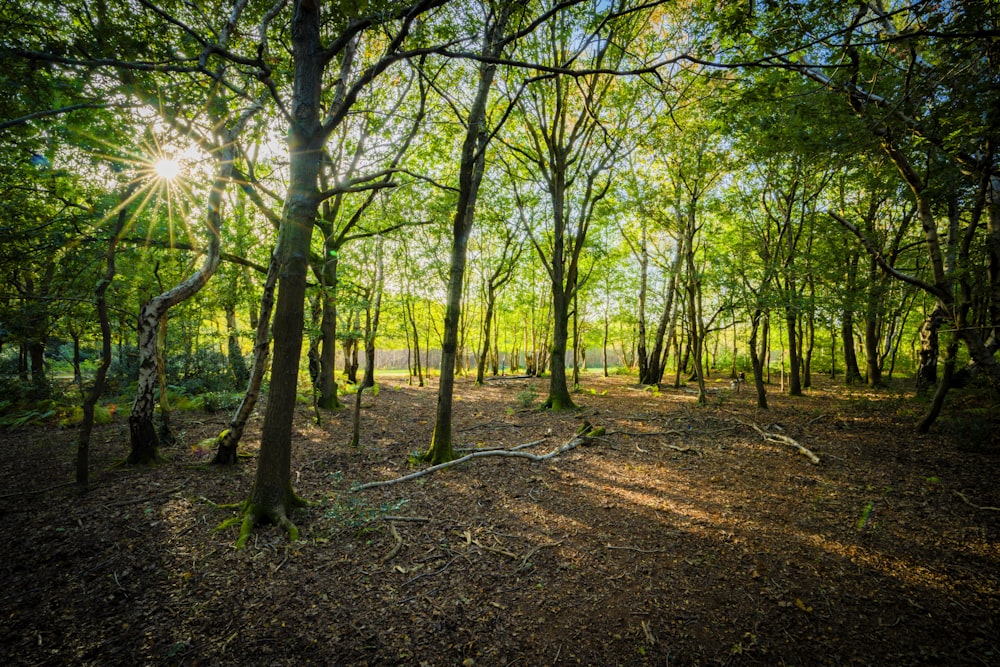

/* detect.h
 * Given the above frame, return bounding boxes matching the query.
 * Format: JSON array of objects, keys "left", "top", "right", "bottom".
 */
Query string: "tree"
[
  {"left": 472, "top": 199, "right": 524, "bottom": 385},
  {"left": 723, "top": 0, "right": 1000, "bottom": 424},
  {"left": 505, "top": 4, "right": 648, "bottom": 409},
  {"left": 234, "top": 0, "right": 450, "bottom": 545}
]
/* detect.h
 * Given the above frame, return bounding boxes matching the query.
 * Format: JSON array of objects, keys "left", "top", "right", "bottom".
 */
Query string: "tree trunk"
[
  {"left": 602, "top": 308, "right": 609, "bottom": 377},
  {"left": 235, "top": 0, "right": 328, "bottom": 544},
  {"left": 572, "top": 292, "right": 581, "bottom": 389},
  {"left": 226, "top": 304, "right": 250, "bottom": 389},
  {"left": 214, "top": 251, "right": 279, "bottom": 465},
  {"left": 128, "top": 132, "right": 238, "bottom": 464},
  {"left": 361, "top": 247, "right": 383, "bottom": 391},
  {"left": 685, "top": 231, "right": 707, "bottom": 404},
  {"left": 547, "top": 279, "right": 575, "bottom": 409},
  {"left": 406, "top": 299, "right": 423, "bottom": 387},
  {"left": 749, "top": 308, "right": 768, "bottom": 410},
  {"left": 424, "top": 8, "right": 508, "bottom": 463},
  {"left": 916, "top": 304, "right": 944, "bottom": 393},
  {"left": 918, "top": 333, "right": 957, "bottom": 434},
  {"left": 841, "top": 309, "right": 864, "bottom": 385},
  {"left": 317, "top": 281, "right": 341, "bottom": 409},
  {"left": 635, "top": 223, "right": 650, "bottom": 384},
  {"left": 78, "top": 188, "right": 131, "bottom": 488},
  {"left": 71, "top": 332, "right": 82, "bottom": 385},
  {"left": 863, "top": 254, "right": 884, "bottom": 387},
  {"left": 476, "top": 288, "right": 496, "bottom": 385},
  {"left": 784, "top": 301, "right": 802, "bottom": 396}
]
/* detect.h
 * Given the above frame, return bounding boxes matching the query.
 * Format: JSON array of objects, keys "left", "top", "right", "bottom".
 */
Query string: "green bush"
[{"left": 516, "top": 385, "right": 538, "bottom": 407}]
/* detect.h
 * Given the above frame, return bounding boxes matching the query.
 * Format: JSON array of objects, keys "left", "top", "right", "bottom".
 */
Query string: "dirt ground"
[{"left": 1, "top": 372, "right": 998, "bottom": 666}]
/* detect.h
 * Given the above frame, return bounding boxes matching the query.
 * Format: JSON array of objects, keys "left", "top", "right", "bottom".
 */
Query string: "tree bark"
[
  {"left": 360, "top": 247, "right": 383, "bottom": 391},
  {"left": 213, "top": 251, "right": 278, "bottom": 465},
  {"left": 77, "top": 187, "right": 132, "bottom": 487},
  {"left": 226, "top": 304, "right": 250, "bottom": 389},
  {"left": 748, "top": 308, "right": 768, "bottom": 409},
  {"left": 127, "top": 126, "right": 241, "bottom": 464},
  {"left": 424, "top": 6, "right": 509, "bottom": 464}
]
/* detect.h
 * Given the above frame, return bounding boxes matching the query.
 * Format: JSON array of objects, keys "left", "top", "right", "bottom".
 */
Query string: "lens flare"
[{"left": 155, "top": 158, "right": 181, "bottom": 180}]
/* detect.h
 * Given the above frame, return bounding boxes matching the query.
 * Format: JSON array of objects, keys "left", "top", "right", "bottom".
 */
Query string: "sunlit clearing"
[{"left": 155, "top": 158, "right": 181, "bottom": 180}]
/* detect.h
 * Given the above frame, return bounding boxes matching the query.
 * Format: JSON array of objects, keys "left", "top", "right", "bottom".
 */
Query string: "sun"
[{"left": 154, "top": 158, "right": 181, "bottom": 181}]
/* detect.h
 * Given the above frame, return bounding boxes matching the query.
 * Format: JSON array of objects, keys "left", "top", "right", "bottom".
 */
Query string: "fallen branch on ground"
[
  {"left": 605, "top": 543, "right": 671, "bottom": 554},
  {"left": 664, "top": 444, "right": 703, "bottom": 456},
  {"left": 353, "top": 430, "right": 602, "bottom": 491},
  {"left": 741, "top": 420, "right": 820, "bottom": 464},
  {"left": 0, "top": 481, "right": 77, "bottom": 500},
  {"left": 954, "top": 490, "right": 1000, "bottom": 512},
  {"left": 381, "top": 522, "right": 404, "bottom": 564},
  {"left": 518, "top": 541, "right": 562, "bottom": 572}
]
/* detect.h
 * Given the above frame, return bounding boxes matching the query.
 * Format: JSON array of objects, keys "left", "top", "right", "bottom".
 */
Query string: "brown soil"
[{"left": 1, "top": 373, "right": 998, "bottom": 666}]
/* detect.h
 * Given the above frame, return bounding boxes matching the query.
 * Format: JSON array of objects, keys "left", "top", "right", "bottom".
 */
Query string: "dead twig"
[
  {"left": 381, "top": 522, "right": 404, "bottom": 564},
  {"left": 664, "top": 444, "right": 703, "bottom": 457},
  {"left": 518, "top": 541, "right": 562, "bottom": 571},
  {"left": 954, "top": 490, "right": 1000, "bottom": 512},
  {"left": 641, "top": 619, "right": 657, "bottom": 645},
  {"left": 605, "top": 544, "right": 671, "bottom": 554},
  {"left": 402, "top": 556, "right": 458, "bottom": 587}
]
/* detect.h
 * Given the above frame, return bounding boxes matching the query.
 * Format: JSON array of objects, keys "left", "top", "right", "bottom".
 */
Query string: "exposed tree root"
[
  {"left": 216, "top": 493, "right": 308, "bottom": 549},
  {"left": 354, "top": 428, "right": 604, "bottom": 492}
]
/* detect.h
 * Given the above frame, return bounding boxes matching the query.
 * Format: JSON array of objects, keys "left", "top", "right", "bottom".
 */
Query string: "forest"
[{"left": 1, "top": 1, "right": 998, "bottom": 665}]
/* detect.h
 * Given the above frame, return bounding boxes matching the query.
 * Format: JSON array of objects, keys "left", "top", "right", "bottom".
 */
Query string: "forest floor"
[{"left": 1, "top": 371, "right": 998, "bottom": 666}]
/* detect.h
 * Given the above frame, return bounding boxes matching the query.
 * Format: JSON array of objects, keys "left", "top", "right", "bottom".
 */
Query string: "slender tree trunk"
[
  {"left": 785, "top": 300, "right": 802, "bottom": 396},
  {"left": 572, "top": 292, "right": 581, "bottom": 389},
  {"left": 748, "top": 308, "right": 768, "bottom": 410},
  {"left": 476, "top": 287, "right": 495, "bottom": 385},
  {"left": 405, "top": 300, "right": 423, "bottom": 387},
  {"left": 602, "top": 308, "right": 609, "bottom": 377},
  {"left": 635, "top": 224, "right": 650, "bottom": 384},
  {"left": 235, "top": 0, "right": 334, "bottom": 544},
  {"left": 918, "top": 333, "right": 957, "bottom": 434},
  {"left": 842, "top": 310, "right": 864, "bottom": 385},
  {"left": 361, "top": 248, "right": 383, "bottom": 391},
  {"left": 213, "top": 251, "right": 279, "bottom": 465},
  {"left": 424, "top": 7, "right": 509, "bottom": 464},
  {"left": 226, "top": 304, "right": 250, "bottom": 389},
  {"left": 78, "top": 189, "right": 131, "bottom": 488},
  {"left": 317, "top": 283, "right": 340, "bottom": 408},
  {"left": 685, "top": 240, "right": 707, "bottom": 404},
  {"left": 863, "top": 255, "right": 884, "bottom": 387},
  {"left": 916, "top": 304, "right": 944, "bottom": 393},
  {"left": 71, "top": 333, "right": 82, "bottom": 385}
]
